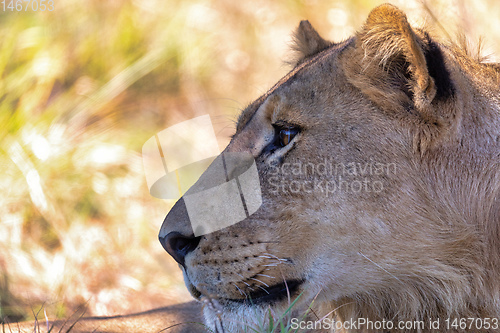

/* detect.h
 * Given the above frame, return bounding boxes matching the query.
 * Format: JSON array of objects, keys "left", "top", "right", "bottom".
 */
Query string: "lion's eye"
[{"left": 279, "top": 128, "right": 298, "bottom": 147}]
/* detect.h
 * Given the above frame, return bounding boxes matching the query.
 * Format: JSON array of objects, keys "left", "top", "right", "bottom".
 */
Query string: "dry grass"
[{"left": 0, "top": 0, "right": 498, "bottom": 325}]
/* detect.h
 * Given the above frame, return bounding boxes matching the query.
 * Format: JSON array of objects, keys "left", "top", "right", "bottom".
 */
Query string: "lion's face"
[{"left": 159, "top": 4, "right": 500, "bottom": 331}]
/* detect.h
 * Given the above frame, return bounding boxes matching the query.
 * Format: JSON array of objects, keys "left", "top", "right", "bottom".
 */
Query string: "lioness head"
[{"left": 159, "top": 4, "right": 500, "bottom": 332}]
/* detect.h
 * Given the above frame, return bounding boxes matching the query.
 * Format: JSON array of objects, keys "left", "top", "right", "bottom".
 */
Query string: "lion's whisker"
[
  {"left": 232, "top": 283, "right": 247, "bottom": 298},
  {"left": 250, "top": 278, "right": 270, "bottom": 288},
  {"left": 263, "top": 253, "right": 288, "bottom": 262},
  {"left": 256, "top": 274, "right": 275, "bottom": 279},
  {"left": 239, "top": 279, "right": 252, "bottom": 288},
  {"left": 316, "top": 301, "right": 356, "bottom": 323},
  {"left": 255, "top": 285, "right": 270, "bottom": 294},
  {"left": 358, "top": 252, "right": 402, "bottom": 283}
]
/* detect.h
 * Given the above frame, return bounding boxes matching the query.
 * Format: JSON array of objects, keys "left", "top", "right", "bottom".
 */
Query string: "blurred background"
[{"left": 1, "top": 0, "right": 499, "bottom": 323}]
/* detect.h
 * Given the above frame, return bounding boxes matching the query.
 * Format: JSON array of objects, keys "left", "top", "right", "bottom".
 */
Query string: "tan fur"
[
  {"left": 348, "top": 4, "right": 436, "bottom": 115},
  {"left": 291, "top": 20, "right": 331, "bottom": 66},
  {"left": 159, "top": 4, "right": 500, "bottom": 332}
]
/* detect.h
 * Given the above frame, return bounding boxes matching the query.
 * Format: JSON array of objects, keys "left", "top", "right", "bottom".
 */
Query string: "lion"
[
  {"left": 158, "top": 3, "right": 500, "bottom": 333},
  {"left": 9, "top": 4, "right": 499, "bottom": 333}
]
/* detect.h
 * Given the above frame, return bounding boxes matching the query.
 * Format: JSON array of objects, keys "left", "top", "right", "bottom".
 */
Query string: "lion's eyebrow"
[
  {"left": 237, "top": 39, "right": 354, "bottom": 134},
  {"left": 270, "top": 103, "right": 282, "bottom": 124},
  {"left": 235, "top": 38, "right": 356, "bottom": 141}
]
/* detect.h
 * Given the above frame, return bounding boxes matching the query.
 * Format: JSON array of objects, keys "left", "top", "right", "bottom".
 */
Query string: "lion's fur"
[{"left": 156, "top": 4, "right": 500, "bottom": 333}]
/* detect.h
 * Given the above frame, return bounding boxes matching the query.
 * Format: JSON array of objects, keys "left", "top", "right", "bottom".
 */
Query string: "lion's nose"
[
  {"left": 159, "top": 197, "right": 201, "bottom": 267},
  {"left": 159, "top": 231, "right": 201, "bottom": 267}
]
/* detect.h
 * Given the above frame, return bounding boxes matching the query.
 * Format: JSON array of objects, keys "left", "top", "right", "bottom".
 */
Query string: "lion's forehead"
[{"left": 235, "top": 38, "right": 353, "bottom": 135}]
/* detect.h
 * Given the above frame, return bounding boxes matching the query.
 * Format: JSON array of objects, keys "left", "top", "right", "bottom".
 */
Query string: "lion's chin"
[
  {"left": 187, "top": 282, "right": 203, "bottom": 300},
  {"left": 181, "top": 271, "right": 202, "bottom": 300}
]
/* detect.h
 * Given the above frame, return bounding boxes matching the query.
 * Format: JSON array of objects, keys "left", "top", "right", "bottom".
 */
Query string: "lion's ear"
[
  {"left": 342, "top": 4, "right": 455, "bottom": 125},
  {"left": 292, "top": 20, "right": 331, "bottom": 65}
]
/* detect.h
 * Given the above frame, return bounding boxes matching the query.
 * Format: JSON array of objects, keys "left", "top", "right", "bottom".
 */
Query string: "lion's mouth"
[
  {"left": 187, "top": 281, "right": 202, "bottom": 300},
  {"left": 229, "top": 279, "right": 303, "bottom": 305},
  {"left": 186, "top": 270, "right": 303, "bottom": 306}
]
